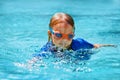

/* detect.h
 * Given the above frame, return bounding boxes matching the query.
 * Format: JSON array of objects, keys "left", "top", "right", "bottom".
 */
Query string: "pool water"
[{"left": 0, "top": 0, "right": 120, "bottom": 80}]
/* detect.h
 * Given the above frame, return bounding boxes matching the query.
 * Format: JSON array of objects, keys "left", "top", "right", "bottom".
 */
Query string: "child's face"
[{"left": 50, "top": 23, "right": 74, "bottom": 49}]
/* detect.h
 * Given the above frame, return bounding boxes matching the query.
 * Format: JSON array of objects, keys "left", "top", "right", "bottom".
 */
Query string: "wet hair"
[{"left": 48, "top": 12, "right": 75, "bottom": 41}]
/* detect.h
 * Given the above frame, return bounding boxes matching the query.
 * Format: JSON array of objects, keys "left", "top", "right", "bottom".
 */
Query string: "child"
[{"left": 30, "top": 12, "right": 116, "bottom": 63}]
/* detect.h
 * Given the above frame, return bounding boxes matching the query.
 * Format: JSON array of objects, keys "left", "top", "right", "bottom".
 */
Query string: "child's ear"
[
  {"left": 48, "top": 30, "right": 51, "bottom": 36},
  {"left": 48, "top": 30, "right": 51, "bottom": 42}
]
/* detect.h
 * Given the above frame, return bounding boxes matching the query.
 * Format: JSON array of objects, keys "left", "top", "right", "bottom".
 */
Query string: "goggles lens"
[{"left": 49, "top": 27, "right": 74, "bottom": 39}]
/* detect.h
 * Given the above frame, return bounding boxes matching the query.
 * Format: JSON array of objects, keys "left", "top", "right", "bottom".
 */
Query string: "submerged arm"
[{"left": 94, "top": 44, "right": 117, "bottom": 48}]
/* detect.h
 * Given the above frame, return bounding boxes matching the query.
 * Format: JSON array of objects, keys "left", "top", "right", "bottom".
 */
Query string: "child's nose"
[{"left": 62, "top": 39, "right": 68, "bottom": 42}]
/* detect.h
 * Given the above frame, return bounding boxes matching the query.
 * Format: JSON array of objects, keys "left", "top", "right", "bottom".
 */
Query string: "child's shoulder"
[
  {"left": 71, "top": 38, "right": 94, "bottom": 50},
  {"left": 72, "top": 38, "right": 85, "bottom": 43},
  {"left": 40, "top": 42, "right": 52, "bottom": 51},
  {"left": 32, "top": 42, "right": 52, "bottom": 57}
]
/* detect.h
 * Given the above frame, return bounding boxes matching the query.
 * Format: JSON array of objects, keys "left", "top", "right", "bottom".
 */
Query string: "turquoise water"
[{"left": 0, "top": 0, "right": 120, "bottom": 80}]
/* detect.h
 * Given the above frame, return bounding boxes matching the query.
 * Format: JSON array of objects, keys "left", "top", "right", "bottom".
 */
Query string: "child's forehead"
[
  {"left": 52, "top": 23, "right": 74, "bottom": 33},
  {"left": 52, "top": 23, "right": 73, "bottom": 30}
]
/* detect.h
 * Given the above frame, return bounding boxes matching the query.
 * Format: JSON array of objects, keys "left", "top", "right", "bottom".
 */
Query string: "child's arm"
[{"left": 94, "top": 44, "right": 117, "bottom": 48}]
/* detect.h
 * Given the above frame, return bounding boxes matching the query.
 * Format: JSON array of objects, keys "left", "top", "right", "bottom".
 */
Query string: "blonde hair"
[{"left": 48, "top": 12, "right": 75, "bottom": 42}]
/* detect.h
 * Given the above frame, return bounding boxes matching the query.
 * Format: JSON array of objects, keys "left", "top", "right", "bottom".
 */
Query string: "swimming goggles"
[{"left": 49, "top": 27, "right": 74, "bottom": 40}]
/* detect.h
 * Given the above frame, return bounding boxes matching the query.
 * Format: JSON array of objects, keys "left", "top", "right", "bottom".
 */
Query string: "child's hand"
[{"left": 94, "top": 44, "right": 101, "bottom": 48}]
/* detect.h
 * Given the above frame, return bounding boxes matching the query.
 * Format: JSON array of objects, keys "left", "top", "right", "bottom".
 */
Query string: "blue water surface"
[{"left": 0, "top": 0, "right": 120, "bottom": 80}]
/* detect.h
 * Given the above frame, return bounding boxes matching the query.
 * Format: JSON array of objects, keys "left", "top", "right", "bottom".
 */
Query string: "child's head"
[{"left": 48, "top": 12, "right": 75, "bottom": 49}]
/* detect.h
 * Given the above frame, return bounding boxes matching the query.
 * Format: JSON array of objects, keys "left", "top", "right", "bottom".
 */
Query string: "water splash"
[{"left": 14, "top": 48, "right": 99, "bottom": 73}]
